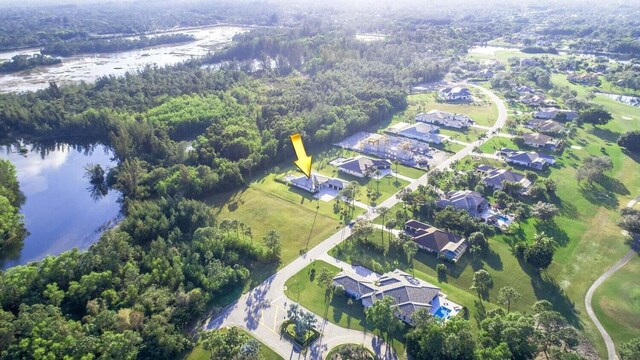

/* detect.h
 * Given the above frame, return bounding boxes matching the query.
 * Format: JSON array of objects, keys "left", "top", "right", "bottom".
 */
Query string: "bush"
[
  {"left": 618, "top": 130, "right": 640, "bottom": 153},
  {"left": 280, "top": 320, "right": 320, "bottom": 349},
  {"left": 436, "top": 263, "right": 447, "bottom": 274}
]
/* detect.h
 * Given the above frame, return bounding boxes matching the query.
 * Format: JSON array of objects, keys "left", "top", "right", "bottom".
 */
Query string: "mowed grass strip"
[{"left": 592, "top": 256, "right": 640, "bottom": 346}]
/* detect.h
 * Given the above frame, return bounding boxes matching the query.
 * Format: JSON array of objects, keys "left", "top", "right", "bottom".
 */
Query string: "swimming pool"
[
  {"left": 496, "top": 214, "right": 510, "bottom": 222},
  {"left": 433, "top": 306, "right": 452, "bottom": 319}
]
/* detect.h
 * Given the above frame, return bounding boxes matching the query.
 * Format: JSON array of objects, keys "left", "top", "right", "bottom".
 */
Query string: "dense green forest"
[
  {"left": 0, "top": 54, "right": 61, "bottom": 74},
  {"left": 0, "top": 160, "right": 26, "bottom": 251},
  {"left": 41, "top": 34, "right": 196, "bottom": 57}
]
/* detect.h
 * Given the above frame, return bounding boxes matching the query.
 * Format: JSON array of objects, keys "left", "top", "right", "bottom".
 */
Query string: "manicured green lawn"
[
  {"left": 284, "top": 260, "right": 408, "bottom": 359},
  {"left": 396, "top": 164, "right": 426, "bottom": 179},
  {"left": 592, "top": 256, "right": 640, "bottom": 345},
  {"left": 478, "top": 136, "right": 519, "bottom": 153},
  {"left": 391, "top": 92, "right": 498, "bottom": 127},
  {"left": 439, "top": 127, "right": 486, "bottom": 143},
  {"left": 185, "top": 328, "right": 283, "bottom": 360}
]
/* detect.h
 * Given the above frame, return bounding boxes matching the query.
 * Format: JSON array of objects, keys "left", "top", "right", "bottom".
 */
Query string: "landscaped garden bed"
[
  {"left": 279, "top": 319, "right": 321, "bottom": 349},
  {"left": 326, "top": 343, "right": 378, "bottom": 360}
]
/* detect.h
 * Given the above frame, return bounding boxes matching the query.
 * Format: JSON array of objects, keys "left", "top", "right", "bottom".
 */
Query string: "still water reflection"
[{"left": 0, "top": 143, "right": 120, "bottom": 269}]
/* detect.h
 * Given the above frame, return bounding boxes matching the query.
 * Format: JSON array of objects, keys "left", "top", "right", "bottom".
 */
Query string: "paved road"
[
  {"left": 584, "top": 195, "right": 639, "bottom": 360},
  {"left": 204, "top": 83, "right": 508, "bottom": 359}
]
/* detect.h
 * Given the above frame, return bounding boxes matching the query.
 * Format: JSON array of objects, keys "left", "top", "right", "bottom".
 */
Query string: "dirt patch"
[{"left": 622, "top": 116, "right": 633, "bottom": 120}]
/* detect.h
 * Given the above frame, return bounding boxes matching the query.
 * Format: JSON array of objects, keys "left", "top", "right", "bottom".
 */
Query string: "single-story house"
[
  {"left": 522, "top": 132, "right": 563, "bottom": 151},
  {"left": 392, "top": 122, "right": 443, "bottom": 144},
  {"left": 496, "top": 148, "right": 555, "bottom": 170},
  {"left": 525, "top": 119, "right": 566, "bottom": 134},
  {"left": 415, "top": 110, "right": 474, "bottom": 129},
  {"left": 404, "top": 220, "right": 467, "bottom": 262},
  {"left": 533, "top": 107, "right": 578, "bottom": 121},
  {"left": 476, "top": 165, "right": 532, "bottom": 192},
  {"left": 516, "top": 85, "right": 536, "bottom": 95},
  {"left": 475, "top": 69, "right": 494, "bottom": 79},
  {"left": 567, "top": 73, "right": 601, "bottom": 86},
  {"left": 438, "top": 87, "right": 472, "bottom": 102},
  {"left": 285, "top": 173, "right": 348, "bottom": 194},
  {"left": 436, "top": 190, "right": 489, "bottom": 217},
  {"left": 338, "top": 156, "right": 392, "bottom": 178},
  {"left": 518, "top": 93, "right": 545, "bottom": 107},
  {"left": 333, "top": 268, "right": 444, "bottom": 325}
]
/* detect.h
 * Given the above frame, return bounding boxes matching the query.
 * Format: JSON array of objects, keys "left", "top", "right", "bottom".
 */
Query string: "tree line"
[
  {"left": 41, "top": 34, "right": 196, "bottom": 57},
  {"left": 0, "top": 159, "right": 26, "bottom": 251}
]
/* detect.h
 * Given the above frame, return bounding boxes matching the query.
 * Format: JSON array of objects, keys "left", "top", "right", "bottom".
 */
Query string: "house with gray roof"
[
  {"left": 338, "top": 156, "right": 392, "bottom": 178},
  {"left": 404, "top": 220, "right": 467, "bottom": 262},
  {"left": 496, "top": 148, "right": 555, "bottom": 170},
  {"left": 284, "top": 173, "right": 348, "bottom": 194},
  {"left": 333, "top": 268, "right": 444, "bottom": 325},
  {"left": 415, "top": 110, "right": 474, "bottom": 129},
  {"left": 522, "top": 132, "right": 563, "bottom": 151},
  {"left": 525, "top": 118, "right": 566, "bottom": 134},
  {"left": 389, "top": 122, "right": 443, "bottom": 144},
  {"left": 436, "top": 190, "right": 489, "bottom": 217},
  {"left": 476, "top": 166, "right": 532, "bottom": 192},
  {"left": 438, "top": 86, "right": 472, "bottom": 102},
  {"left": 533, "top": 107, "right": 578, "bottom": 121}
]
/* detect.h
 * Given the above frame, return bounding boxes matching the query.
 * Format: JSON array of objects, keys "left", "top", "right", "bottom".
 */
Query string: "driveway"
[{"left": 203, "top": 84, "right": 508, "bottom": 359}]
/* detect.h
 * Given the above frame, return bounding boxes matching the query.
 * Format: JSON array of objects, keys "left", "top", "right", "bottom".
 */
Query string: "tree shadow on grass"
[
  {"left": 589, "top": 127, "right": 621, "bottom": 143},
  {"left": 482, "top": 248, "right": 504, "bottom": 271},
  {"left": 534, "top": 220, "right": 570, "bottom": 247},
  {"left": 549, "top": 193, "right": 579, "bottom": 219},
  {"left": 517, "top": 258, "right": 580, "bottom": 328},
  {"left": 596, "top": 176, "right": 630, "bottom": 196},
  {"left": 579, "top": 186, "right": 619, "bottom": 209}
]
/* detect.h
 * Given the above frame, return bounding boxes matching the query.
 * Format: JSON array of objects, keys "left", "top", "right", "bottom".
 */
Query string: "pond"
[
  {"left": 0, "top": 25, "right": 249, "bottom": 93},
  {"left": 0, "top": 143, "right": 120, "bottom": 269},
  {"left": 597, "top": 92, "right": 640, "bottom": 107}
]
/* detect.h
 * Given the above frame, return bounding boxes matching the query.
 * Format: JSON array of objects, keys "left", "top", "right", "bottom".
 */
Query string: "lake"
[
  {"left": 0, "top": 25, "right": 248, "bottom": 93},
  {"left": 0, "top": 143, "right": 120, "bottom": 269}
]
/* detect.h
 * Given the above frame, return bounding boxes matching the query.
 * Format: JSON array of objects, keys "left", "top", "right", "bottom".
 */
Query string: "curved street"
[
  {"left": 204, "top": 83, "right": 508, "bottom": 359},
  {"left": 585, "top": 195, "right": 639, "bottom": 360}
]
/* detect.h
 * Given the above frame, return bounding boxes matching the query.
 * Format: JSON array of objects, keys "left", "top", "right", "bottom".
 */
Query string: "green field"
[
  {"left": 439, "top": 127, "right": 485, "bottom": 143},
  {"left": 478, "top": 136, "right": 519, "bottom": 153},
  {"left": 284, "top": 260, "right": 407, "bottom": 359},
  {"left": 185, "top": 328, "right": 283, "bottom": 360},
  {"left": 392, "top": 92, "right": 498, "bottom": 127},
  {"left": 592, "top": 256, "right": 640, "bottom": 345}
]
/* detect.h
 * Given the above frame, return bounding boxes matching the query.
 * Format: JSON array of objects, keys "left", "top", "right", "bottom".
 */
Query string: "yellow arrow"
[{"left": 290, "top": 133, "right": 312, "bottom": 178}]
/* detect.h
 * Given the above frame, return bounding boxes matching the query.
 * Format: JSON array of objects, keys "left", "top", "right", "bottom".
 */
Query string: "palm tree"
[
  {"left": 376, "top": 206, "right": 388, "bottom": 246},
  {"left": 403, "top": 241, "right": 419, "bottom": 274},
  {"left": 243, "top": 226, "right": 252, "bottom": 243}
]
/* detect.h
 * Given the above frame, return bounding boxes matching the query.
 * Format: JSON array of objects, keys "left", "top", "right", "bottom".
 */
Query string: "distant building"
[
  {"left": 496, "top": 148, "right": 555, "bottom": 170},
  {"left": 525, "top": 119, "right": 566, "bottom": 134},
  {"left": 567, "top": 72, "right": 601, "bottom": 86},
  {"left": 387, "top": 122, "right": 443, "bottom": 144},
  {"left": 284, "top": 173, "right": 348, "bottom": 194},
  {"left": 338, "top": 156, "right": 392, "bottom": 178},
  {"left": 333, "top": 268, "right": 448, "bottom": 325},
  {"left": 521, "top": 132, "right": 563, "bottom": 151},
  {"left": 415, "top": 110, "right": 474, "bottom": 129},
  {"left": 438, "top": 87, "right": 472, "bottom": 102},
  {"left": 404, "top": 220, "right": 468, "bottom": 262},
  {"left": 533, "top": 107, "right": 578, "bottom": 121},
  {"left": 360, "top": 133, "right": 429, "bottom": 162},
  {"left": 518, "top": 93, "right": 545, "bottom": 107},
  {"left": 476, "top": 165, "right": 532, "bottom": 192},
  {"left": 436, "top": 190, "right": 489, "bottom": 217}
]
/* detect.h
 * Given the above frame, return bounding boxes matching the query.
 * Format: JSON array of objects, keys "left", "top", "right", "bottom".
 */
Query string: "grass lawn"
[
  {"left": 439, "top": 127, "right": 486, "bottom": 143},
  {"left": 185, "top": 328, "right": 283, "bottom": 360},
  {"left": 478, "top": 136, "right": 519, "bottom": 154},
  {"left": 284, "top": 260, "right": 408, "bottom": 359},
  {"left": 592, "top": 255, "right": 640, "bottom": 345},
  {"left": 391, "top": 92, "right": 498, "bottom": 127},
  {"left": 396, "top": 164, "right": 426, "bottom": 179}
]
